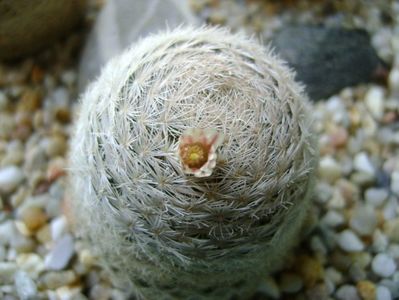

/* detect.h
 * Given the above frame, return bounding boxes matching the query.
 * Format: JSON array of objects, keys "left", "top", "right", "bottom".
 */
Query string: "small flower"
[{"left": 178, "top": 128, "right": 224, "bottom": 177}]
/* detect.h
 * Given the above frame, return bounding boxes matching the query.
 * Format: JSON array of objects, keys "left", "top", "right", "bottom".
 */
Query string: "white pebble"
[
  {"left": 373, "top": 230, "right": 389, "bottom": 253},
  {"left": 0, "top": 166, "right": 24, "bottom": 193},
  {"left": 350, "top": 205, "right": 377, "bottom": 236},
  {"left": 45, "top": 234, "right": 75, "bottom": 270},
  {"left": 337, "top": 230, "right": 365, "bottom": 252},
  {"left": 335, "top": 284, "right": 360, "bottom": 300},
  {"left": 14, "top": 270, "right": 37, "bottom": 300},
  {"left": 0, "top": 262, "right": 17, "bottom": 284},
  {"left": 321, "top": 210, "right": 345, "bottom": 227},
  {"left": 16, "top": 253, "right": 45, "bottom": 278},
  {"left": 365, "top": 87, "right": 385, "bottom": 120},
  {"left": 365, "top": 188, "right": 388, "bottom": 207},
  {"left": 376, "top": 285, "right": 392, "bottom": 300},
  {"left": 372, "top": 253, "right": 397, "bottom": 277},
  {"left": 50, "top": 216, "right": 68, "bottom": 241},
  {"left": 389, "top": 68, "right": 399, "bottom": 96},
  {"left": 353, "top": 152, "right": 375, "bottom": 175},
  {"left": 391, "top": 171, "right": 399, "bottom": 195},
  {"left": 319, "top": 156, "right": 342, "bottom": 182}
]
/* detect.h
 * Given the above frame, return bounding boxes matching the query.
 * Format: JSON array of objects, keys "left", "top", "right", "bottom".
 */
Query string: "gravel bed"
[{"left": 0, "top": 0, "right": 398, "bottom": 299}]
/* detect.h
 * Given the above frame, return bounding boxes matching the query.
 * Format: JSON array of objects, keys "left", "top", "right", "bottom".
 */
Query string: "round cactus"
[{"left": 69, "top": 27, "right": 318, "bottom": 299}]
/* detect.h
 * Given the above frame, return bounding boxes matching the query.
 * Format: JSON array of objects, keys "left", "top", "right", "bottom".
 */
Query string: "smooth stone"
[
  {"left": 320, "top": 210, "right": 345, "bottom": 227},
  {"left": 379, "top": 280, "right": 399, "bottom": 299},
  {"left": 50, "top": 216, "right": 68, "bottom": 241},
  {"left": 372, "top": 253, "right": 397, "bottom": 277},
  {"left": 356, "top": 281, "right": 376, "bottom": 300},
  {"left": 279, "top": 273, "right": 303, "bottom": 293},
  {"left": 335, "top": 284, "right": 361, "bottom": 300},
  {"left": 387, "top": 244, "right": 399, "bottom": 259},
  {"left": 353, "top": 152, "right": 375, "bottom": 175},
  {"left": 14, "top": 271, "right": 37, "bottom": 300},
  {"left": 45, "top": 234, "right": 75, "bottom": 270},
  {"left": 0, "top": 166, "right": 24, "bottom": 193},
  {"left": 388, "top": 68, "right": 399, "bottom": 96},
  {"left": 350, "top": 205, "right": 377, "bottom": 236},
  {"left": 373, "top": 230, "right": 389, "bottom": 253},
  {"left": 0, "top": 262, "right": 17, "bottom": 284},
  {"left": 337, "top": 230, "right": 365, "bottom": 252},
  {"left": 365, "top": 86, "right": 385, "bottom": 120},
  {"left": 318, "top": 156, "right": 342, "bottom": 182},
  {"left": 257, "top": 275, "right": 280, "bottom": 299},
  {"left": 383, "top": 198, "right": 399, "bottom": 221},
  {"left": 391, "top": 171, "right": 399, "bottom": 195},
  {"left": 365, "top": 188, "right": 388, "bottom": 207},
  {"left": 42, "top": 270, "right": 77, "bottom": 289},
  {"left": 376, "top": 285, "right": 392, "bottom": 300},
  {"left": 16, "top": 254, "right": 45, "bottom": 278}
]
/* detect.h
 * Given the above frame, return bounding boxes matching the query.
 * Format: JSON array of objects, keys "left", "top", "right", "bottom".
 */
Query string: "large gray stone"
[{"left": 78, "top": 0, "right": 198, "bottom": 91}]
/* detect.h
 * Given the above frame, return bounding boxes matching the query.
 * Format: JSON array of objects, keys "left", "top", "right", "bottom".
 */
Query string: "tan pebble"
[
  {"left": 17, "top": 89, "right": 42, "bottom": 112},
  {"left": 36, "top": 225, "right": 52, "bottom": 244},
  {"left": 356, "top": 280, "right": 376, "bottom": 300},
  {"left": 329, "top": 126, "right": 348, "bottom": 148},
  {"left": 296, "top": 255, "right": 324, "bottom": 288},
  {"left": 42, "top": 270, "right": 77, "bottom": 289},
  {"left": 15, "top": 220, "right": 31, "bottom": 236},
  {"left": 33, "top": 111, "right": 44, "bottom": 129},
  {"left": 45, "top": 135, "right": 67, "bottom": 158},
  {"left": 46, "top": 158, "right": 66, "bottom": 182},
  {"left": 21, "top": 206, "right": 48, "bottom": 232},
  {"left": 54, "top": 108, "right": 71, "bottom": 123},
  {"left": 337, "top": 179, "right": 359, "bottom": 204},
  {"left": 31, "top": 65, "right": 45, "bottom": 84},
  {"left": 79, "top": 249, "right": 97, "bottom": 268},
  {"left": 383, "top": 219, "right": 399, "bottom": 243}
]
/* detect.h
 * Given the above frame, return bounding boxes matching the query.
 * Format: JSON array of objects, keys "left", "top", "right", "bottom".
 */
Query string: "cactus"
[{"left": 69, "top": 27, "right": 318, "bottom": 299}]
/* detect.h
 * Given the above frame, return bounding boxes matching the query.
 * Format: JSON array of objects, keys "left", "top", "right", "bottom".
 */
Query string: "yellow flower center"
[{"left": 181, "top": 143, "right": 209, "bottom": 169}]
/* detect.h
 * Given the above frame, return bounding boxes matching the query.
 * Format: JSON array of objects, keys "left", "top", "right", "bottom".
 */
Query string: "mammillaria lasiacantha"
[{"left": 69, "top": 27, "right": 318, "bottom": 299}]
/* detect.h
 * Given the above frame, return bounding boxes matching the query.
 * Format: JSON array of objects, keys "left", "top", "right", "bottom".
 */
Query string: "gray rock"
[
  {"left": 14, "top": 271, "right": 37, "bottom": 300},
  {"left": 372, "top": 253, "right": 397, "bottom": 277},
  {"left": 0, "top": 262, "right": 17, "bottom": 284},
  {"left": 272, "top": 25, "right": 387, "bottom": 101},
  {"left": 376, "top": 285, "right": 392, "bottom": 300},
  {"left": 349, "top": 205, "right": 377, "bottom": 236},
  {"left": 0, "top": 165, "right": 24, "bottom": 193},
  {"left": 78, "top": 0, "right": 198, "bottom": 91},
  {"left": 44, "top": 234, "right": 75, "bottom": 271},
  {"left": 337, "top": 230, "right": 365, "bottom": 252},
  {"left": 365, "top": 188, "right": 389, "bottom": 207},
  {"left": 335, "top": 284, "right": 361, "bottom": 300}
]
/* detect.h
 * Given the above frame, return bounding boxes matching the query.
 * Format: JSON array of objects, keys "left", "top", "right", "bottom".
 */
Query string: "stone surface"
[
  {"left": 376, "top": 285, "right": 392, "bottom": 300},
  {"left": 337, "top": 230, "right": 365, "bottom": 252},
  {"left": 0, "top": 0, "right": 86, "bottom": 60},
  {"left": 372, "top": 253, "right": 396, "bottom": 278},
  {"left": 0, "top": 166, "right": 24, "bottom": 193},
  {"left": 14, "top": 271, "right": 37, "bottom": 300},
  {"left": 349, "top": 205, "right": 377, "bottom": 236},
  {"left": 336, "top": 284, "right": 361, "bottom": 300},
  {"left": 272, "top": 26, "right": 387, "bottom": 101},
  {"left": 44, "top": 234, "right": 75, "bottom": 270}
]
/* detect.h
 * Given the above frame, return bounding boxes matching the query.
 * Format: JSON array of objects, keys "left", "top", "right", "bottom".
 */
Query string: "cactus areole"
[{"left": 69, "top": 27, "right": 318, "bottom": 300}]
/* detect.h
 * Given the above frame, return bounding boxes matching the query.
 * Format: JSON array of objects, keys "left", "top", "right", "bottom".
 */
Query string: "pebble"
[
  {"left": 365, "top": 188, "right": 388, "bottom": 207},
  {"left": 349, "top": 205, "right": 377, "bottom": 236},
  {"left": 279, "top": 273, "right": 303, "bottom": 293},
  {"left": 0, "top": 166, "right": 24, "bottom": 193},
  {"left": 318, "top": 156, "right": 342, "bottom": 182},
  {"left": 371, "top": 253, "right": 396, "bottom": 277},
  {"left": 387, "top": 244, "right": 399, "bottom": 259},
  {"left": 376, "top": 285, "right": 392, "bottom": 300},
  {"left": 45, "top": 234, "right": 75, "bottom": 270},
  {"left": 258, "top": 275, "right": 280, "bottom": 299},
  {"left": 388, "top": 68, "right": 399, "bottom": 95},
  {"left": 391, "top": 171, "right": 399, "bottom": 195},
  {"left": 353, "top": 152, "right": 375, "bottom": 176},
  {"left": 41, "top": 270, "right": 77, "bottom": 289},
  {"left": 321, "top": 210, "right": 345, "bottom": 227},
  {"left": 365, "top": 87, "right": 385, "bottom": 120},
  {"left": 337, "top": 230, "right": 365, "bottom": 252},
  {"left": 50, "top": 216, "right": 68, "bottom": 241},
  {"left": 0, "top": 263, "right": 17, "bottom": 284},
  {"left": 373, "top": 230, "right": 389, "bottom": 253},
  {"left": 16, "top": 253, "right": 45, "bottom": 278},
  {"left": 335, "top": 284, "right": 361, "bottom": 300},
  {"left": 296, "top": 255, "right": 324, "bottom": 287},
  {"left": 356, "top": 280, "right": 376, "bottom": 300},
  {"left": 14, "top": 271, "right": 37, "bottom": 300},
  {"left": 20, "top": 206, "right": 48, "bottom": 232}
]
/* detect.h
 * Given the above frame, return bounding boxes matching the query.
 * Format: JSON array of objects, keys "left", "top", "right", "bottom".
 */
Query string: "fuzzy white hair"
[{"left": 69, "top": 26, "right": 318, "bottom": 300}]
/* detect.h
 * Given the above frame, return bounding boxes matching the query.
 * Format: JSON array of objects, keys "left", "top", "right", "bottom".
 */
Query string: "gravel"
[{"left": 0, "top": 0, "right": 398, "bottom": 299}]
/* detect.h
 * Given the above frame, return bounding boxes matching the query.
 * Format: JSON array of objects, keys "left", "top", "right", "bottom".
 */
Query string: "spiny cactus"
[{"left": 69, "top": 27, "right": 318, "bottom": 300}]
